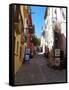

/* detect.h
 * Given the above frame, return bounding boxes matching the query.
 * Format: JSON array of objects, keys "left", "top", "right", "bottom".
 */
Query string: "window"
[
  {"left": 13, "top": 36, "right": 16, "bottom": 53},
  {"left": 17, "top": 41, "right": 19, "bottom": 53},
  {"left": 14, "top": 5, "right": 20, "bottom": 23},
  {"left": 45, "top": 31, "right": 48, "bottom": 42},
  {"left": 20, "top": 47, "right": 22, "bottom": 58}
]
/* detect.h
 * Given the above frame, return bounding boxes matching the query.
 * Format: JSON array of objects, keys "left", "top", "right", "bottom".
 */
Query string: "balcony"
[
  {"left": 28, "top": 25, "right": 35, "bottom": 34},
  {"left": 28, "top": 29, "right": 34, "bottom": 34}
]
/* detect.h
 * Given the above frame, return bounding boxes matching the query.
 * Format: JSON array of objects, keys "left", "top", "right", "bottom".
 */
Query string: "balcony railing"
[{"left": 28, "top": 25, "right": 35, "bottom": 34}]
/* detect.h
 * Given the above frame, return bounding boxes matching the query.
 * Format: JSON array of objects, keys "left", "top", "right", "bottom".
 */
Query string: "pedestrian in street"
[{"left": 24, "top": 47, "right": 30, "bottom": 64}]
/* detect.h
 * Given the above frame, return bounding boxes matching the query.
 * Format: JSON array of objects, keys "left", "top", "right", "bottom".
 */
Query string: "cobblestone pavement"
[{"left": 15, "top": 53, "right": 66, "bottom": 85}]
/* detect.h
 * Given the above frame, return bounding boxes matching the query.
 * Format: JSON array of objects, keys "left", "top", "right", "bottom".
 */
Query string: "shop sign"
[{"left": 55, "top": 49, "right": 60, "bottom": 56}]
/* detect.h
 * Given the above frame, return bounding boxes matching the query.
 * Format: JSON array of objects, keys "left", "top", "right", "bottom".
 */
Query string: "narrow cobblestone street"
[{"left": 15, "top": 53, "right": 66, "bottom": 85}]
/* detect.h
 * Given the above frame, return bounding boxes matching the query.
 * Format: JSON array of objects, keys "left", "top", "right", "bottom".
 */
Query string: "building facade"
[
  {"left": 43, "top": 7, "right": 66, "bottom": 66},
  {"left": 13, "top": 5, "right": 35, "bottom": 74},
  {"left": 13, "top": 5, "right": 30, "bottom": 74},
  {"left": 27, "top": 7, "right": 35, "bottom": 57}
]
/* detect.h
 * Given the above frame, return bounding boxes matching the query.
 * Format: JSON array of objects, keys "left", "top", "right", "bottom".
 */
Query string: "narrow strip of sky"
[{"left": 31, "top": 6, "right": 46, "bottom": 38}]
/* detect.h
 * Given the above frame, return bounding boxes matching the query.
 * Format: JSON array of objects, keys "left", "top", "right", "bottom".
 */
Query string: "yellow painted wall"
[
  {"left": 23, "top": 6, "right": 28, "bottom": 18},
  {"left": 14, "top": 6, "right": 29, "bottom": 74},
  {"left": 14, "top": 32, "right": 22, "bottom": 74}
]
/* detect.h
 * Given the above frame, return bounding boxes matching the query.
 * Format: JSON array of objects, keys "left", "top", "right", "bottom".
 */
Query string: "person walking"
[{"left": 24, "top": 47, "right": 30, "bottom": 64}]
